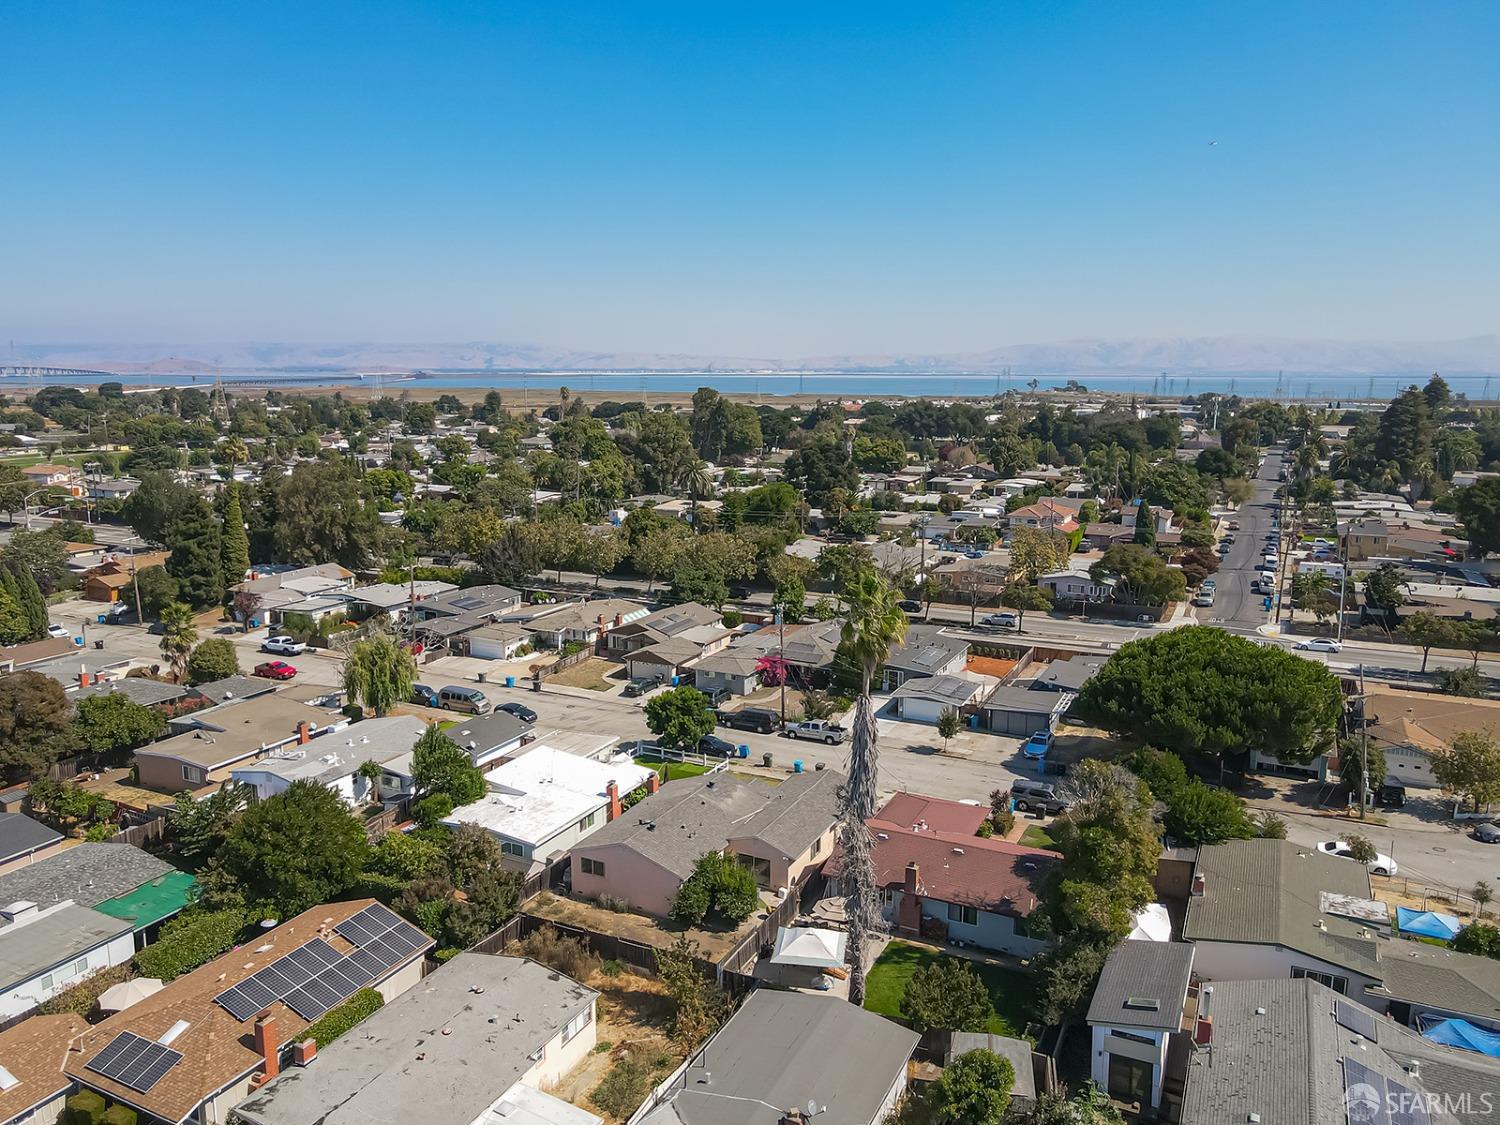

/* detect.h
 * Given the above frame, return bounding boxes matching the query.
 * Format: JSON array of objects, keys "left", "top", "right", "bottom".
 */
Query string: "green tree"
[
  {"left": 268, "top": 461, "right": 380, "bottom": 568},
  {"left": 0, "top": 671, "right": 72, "bottom": 776},
  {"left": 1000, "top": 582, "right": 1053, "bottom": 629},
  {"left": 121, "top": 471, "right": 198, "bottom": 546},
  {"left": 643, "top": 685, "right": 716, "bottom": 750},
  {"left": 131, "top": 565, "right": 180, "bottom": 619},
  {"left": 654, "top": 935, "right": 730, "bottom": 1046},
  {"left": 73, "top": 694, "right": 167, "bottom": 754},
  {"left": 0, "top": 573, "right": 28, "bottom": 645},
  {"left": 1455, "top": 922, "right": 1500, "bottom": 959},
  {"left": 838, "top": 568, "right": 909, "bottom": 1006},
  {"left": 0, "top": 529, "right": 69, "bottom": 593},
  {"left": 1008, "top": 527, "right": 1071, "bottom": 582},
  {"left": 1433, "top": 728, "right": 1500, "bottom": 813},
  {"left": 1339, "top": 741, "right": 1387, "bottom": 795},
  {"left": 157, "top": 602, "right": 198, "bottom": 683},
  {"left": 1131, "top": 502, "right": 1156, "bottom": 548},
  {"left": 1088, "top": 544, "right": 1185, "bottom": 605},
  {"left": 669, "top": 851, "right": 760, "bottom": 926},
  {"left": 922, "top": 1049, "right": 1015, "bottom": 1125},
  {"left": 410, "top": 724, "right": 486, "bottom": 806},
  {"left": 167, "top": 783, "right": 251, "bottom": 860},
  {"left": 1032, "top": 937, "right": 1114, "bottom": 1026},
  {"left": 1362, "top": 563, "right": 1407, "bottom": 626},
  {"left": 1399, "top": 612, "right": 1454, "bottom": 673},
  {"left": 3, "top": 562, "right": 47, "bottom": 641},
  {"left": 1161, "top": 780, "right": 1254, "bottom": 846},
  {"left": 1455, "top": 478, "right": 1500, "bottom": 556},
  {"left": 1343, "top": 835, "right": 1379, "bottom": 864},
  {"left": 341, "top": 632, "right": 417, "bottom": 717},
  {"left": 186, "top": 637, "right": 240, "bottom": 685},
  {"left": 201, "top": 780, "right": 369, "bottom": 917},
  {"left": 899, "top": 958, "right": 996, "bottom": 1033},
  {"left": 1030, "top": 1083, "right": 1126, "bottom": 1125},
  {"left": 165, "top": 496, "right": 224, "bottom": 608},
  {"left": 220, "top": 482, "right": 252, "bottom": 587},
  {"left": 1438, "top": 666, "right": 1488, "bottom": 697},
  {"left": 630, "top": 525, "right": 689, "bottom": 594},
  {"left": 1047, "top": 761, "right": 1161, "bottom": 939},
  {"left": 476, "top": 520, "right": 546, "bottom": 587},
  {"left": 1078, "top": 626, "right": 1341, "bottom": 775},
  {"left": 936, "top": 708, "right": 961, "bottom": 753}
]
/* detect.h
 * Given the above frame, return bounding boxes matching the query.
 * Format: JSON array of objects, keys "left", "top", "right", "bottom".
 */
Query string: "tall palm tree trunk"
[{"left": 843, "top": 669, "right": 882, "bottom": 1006}]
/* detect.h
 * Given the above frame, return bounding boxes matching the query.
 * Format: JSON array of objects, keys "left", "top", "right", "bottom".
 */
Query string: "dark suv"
[{"left": 717, "top": 708, "right": 782, "bottom": 735}]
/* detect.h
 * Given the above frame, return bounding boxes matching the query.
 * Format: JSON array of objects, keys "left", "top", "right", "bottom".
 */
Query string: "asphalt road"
[{"left": 1202, "top": 450, "right": 1282, "bottom": 629}]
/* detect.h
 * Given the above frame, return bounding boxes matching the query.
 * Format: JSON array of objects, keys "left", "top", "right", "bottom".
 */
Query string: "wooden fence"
[{"left": 110, "top": 817, "right": 168, "bottom": 848}]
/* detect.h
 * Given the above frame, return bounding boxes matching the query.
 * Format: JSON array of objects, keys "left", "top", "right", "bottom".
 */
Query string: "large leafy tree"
[
  {"left": 1008, "top": 527, "right": 1070, "bottom": 582},
  {"left": 1048, "top": 761, "right": 1161, "bottom": 939},
  {"left": 342, "top": 632, "right": 417, "bottom": 717},
  {"left": 165, "top": 496, "right": 224, "bottom": 609},
  {"left": 410, "top": 724, "right": 487, "bottom": 806},
  {"left": 1433, "top": 729, "right": 1500, "bottom": 813},
  {"left": 1078, "top": 626, "right": 1342, "bottom": 773},
  {"left": 267, "top": 461, "right": 380, "bottom": 567},
  {"left": 643, "top": 685, "right": 716, "bottom": 749},
  {"left": 202, "top": 780, "right": 369, "bottom": 917},
  {"left": 899, "top": 958, "right": 996, "bottom": 1033},
  {"left": 1455, "top": 479, "right": 1500, "bottom": 557},
  {"left": 1088, "top": 543, "right": 1185, "bottom": 606},
  {"left": 0, "top": 671, "right": 72, "bottom": 777},
  {"left": 186, "top": 637, "right": 241, "bottom": 685},
  {"left": 838, "top": 568, "right": 909, "bottom": 1006},
  {"left": 73, "top": 694, "right": 167, "bottom": 754},
  {"left": 121, "top": 471, "right": 198, "bottom": 546}
]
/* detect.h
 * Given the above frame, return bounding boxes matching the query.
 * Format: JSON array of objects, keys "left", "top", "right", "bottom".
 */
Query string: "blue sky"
[{"left": 2, "top": 1, "right": 1497, "bottom": 356}]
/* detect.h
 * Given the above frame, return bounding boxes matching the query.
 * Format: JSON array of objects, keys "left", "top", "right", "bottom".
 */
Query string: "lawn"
[
  {"left": 632, "top": 757, "right": 709, "bottom": 783},
  {"left": 864, "top": 940, "right": 1034, "bottom": 1039},
  {"left": 1019, "top": 825, "right": 1056, "bottom": 850}
]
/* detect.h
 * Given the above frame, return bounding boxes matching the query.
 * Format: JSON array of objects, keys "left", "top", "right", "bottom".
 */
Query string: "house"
[
  {"left": 134, "top": 696, "right": 344, "bottom": 794},
  {"left": 234, "top": 953, "right": 600, "bottom": 1125},
  {"left": 1182, "top": 839, "right": 1382, "bottom": 999},
  {"left": 1081, "top": 522, "right": 1134, "bottom": 552},
  {"left": 733, "top": 619, "right": 844, "bottom": 678},
  {"left": 1029, "top": 655, "right": 1103, "bottom": 693},
  {"left": 0, "top": 843, "right": 191, "bottom": 946},
  {"left": 640, "top": 989, "right": 917, "bottom": 1125},
  {"left": 1086, "top": 941, "right": 1195, "bottom": 1110},
  {"left": 443, "top": 747, "right": 659, "bottom": 875},
  {"left": 0, "top": 1013, "right": 90, "bottom": 1125},
  {"left": 1006, "top": 497, "right": 1079, "bottom": 535},
  {"left": 64, "top": 900, "right": 432, "bottom": 1125},
  {"left": 1037, "top": 568, "right": 1115, "bottom": 603},
  {"left": 523, "top": 599, "right": 651, "bottom": 649},
  {"left": 0, "top": 900, "right": 135, "bottom": 1020},
  {"left": 1122, "top": 500, "right": 1174, "bottom": 534},
  {"left": 81, "top": 551, "right": 172, "bottom": 603},
  {"left": 440, "top": 710, "right": 534, "bottom": 770},
  {"left": 624, "top": 638, "right": 712, "bottom": 684},
  {"left": 73, "top": 676, "right": 193, "bottom": 709},
  {"left": 229, "top": 715, "right": 427, "bottom": 805},
  {"left": 979, "top": 686, "right": 1073, "bottom": 736},
  {"left": 603, "top": 603, "right": 724, "bottom": 656},
  {"left": 20, "top": 464, "right": 82, "bottom": 496},
  {"left": 836, "top": 794, "right": 1056, "bottom": 957},
  {"left": 1179, "top": 976, "right": 1500, "bottom": 1125},
  {"left": 690, "top": 647, "right": 764, "bottom": 697},
  {"left": 409, "top": 584, "right": 523, "bottom": 622},
  {"left": 886, "top": 673, "right": 991, "bottom": 723},
  {"left": 464, "top": 621, "right": 533, "bottom": 660},
  {"left": 342, "top": 580, "right": 457, "bottom": 621},
  {"left": 233, "top": 563, "right": 356, "bottom": 625},
  {"left": 1341, "top": 517, "right": 1463, "bottom": 563},
  {"left": 182, "top": 674, "right": 279, "bottom": 708},
  {"left": 0, "top": 636, "right": 76, "bottom": 673},
  {"left": 87, "top": 476, "right": 141, "bottom": 502},
  {"left": 1359, "top": 684, "right": 1500, "bottom": 790},
  {"left": 881, "top": 625, "right": 969, "bottom": 690},
  {"left": 570, "top": 770, "right": 844, "bottom": 916},
  {"left": 0, "top": 814, "right": 63, "bottom": 876}
]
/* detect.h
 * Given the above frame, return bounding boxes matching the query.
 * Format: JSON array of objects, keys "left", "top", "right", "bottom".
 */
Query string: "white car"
[
  {"left": 261, "top": 635, "right": 308, "bottom": 656},
  {"left": 1295, "top": 638, "right": 1342, "bottom": 653},
  {"left": 1316, "top": 840, "right": 1398, "bottom": 876},
  {"left": 981, "top": 613, "right": 1019, "bottom": 629},
  {"left": 46, "top": 623, "right": 70, "bottom": 639}
]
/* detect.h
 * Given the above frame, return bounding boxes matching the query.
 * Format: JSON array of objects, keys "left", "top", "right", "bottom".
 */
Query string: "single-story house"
[
  {"left": 135, "top": 696, "right": 345, "bottom": 794},
  {"left": 1028, "top": 655, "right": 1103, "bottom": 693},
  {"left": 979, "top": 686, "right": 1074, "bottom": 736},
  {"left": 691, "top": 647, "right": 764, "bottom": 697},
  {"left": 1359, "top": 684, "right": 1500, "bottom": 790},
  {"left": 0, "top": 814, "right": 63, "bottom": 877},
  {"left": 0, "top": 843, "right": 190, "bottom": 944},
  {"left": 229, "top": 715, "right": 428, "bottom": 805},
  {"left": 465, "top": 621, "right": 533, "bottom": 660},
  {"left": 0, "top": 900, "right": 135, "bottom": 1021},
  {"left": 523, "top": 599, "right": 651, "bottom": 649},
  {"left": 409, "top": 583, "right": 522, "bottom": 622},
  {"left": 1037, "top": 568, "right": 1115, "bottom": 602},
  {"left": 440, "top": 710, "right": 533, "bottom": 770},
  {"left": 881, "top": 625, "right": 969, "bottom": 690},
  {"left": 342, "top": 580, "right": 457, "bottom": 621},
  {"left": 603, "top": 603, "right": 723, "bottom": 656},
  {"left": 0, "top": 1013, "right": 89, "bottom": 1125},
  {"left": 886, "top": 674, "right": 991, "bottom": 724},
  {"left": 624, "top": 638, "right": 711, "bottom": 684}
]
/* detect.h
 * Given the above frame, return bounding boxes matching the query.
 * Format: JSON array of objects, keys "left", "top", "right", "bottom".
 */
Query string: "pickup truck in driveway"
[{"left": 785, "top": 720, "right": 847, "bottom": 744}]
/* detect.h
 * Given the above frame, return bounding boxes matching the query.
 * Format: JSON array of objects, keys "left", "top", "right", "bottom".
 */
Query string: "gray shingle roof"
[
  {"left": 1086, "top": 941, "right": 1195, "bottom": 1031},
  {"left": 884, "top": 624, "right": 969, "bottom": 675},
  {"left": 188, "top": 675, "right": 276, "bottom": 706},
  {"left": 0, "top": 844, "right": 174, "bottom": 918},
  {"left": 73, "top": 678, "right": 191, "bottom": 708},
  {"left": 889, "top": 673, "right": 987, "bottom": 707},
  {"left": 1184, "top": 840, "right": 1382, "bottom": 977},
  {"left": 1029, "top": 655, "right": 1103, "bottom": 693},
  {"left": 1374, "top": 940, "right": 1500, "bottom": 1022},
  {"left": 0, "top": 813, "right": 61, "bottom": 865},
  {"left": 641, "top": 990, "right": 917, "bottom": 1125},
  {"left": 729, "top": 769, "right": 844, "bottom": 858}
]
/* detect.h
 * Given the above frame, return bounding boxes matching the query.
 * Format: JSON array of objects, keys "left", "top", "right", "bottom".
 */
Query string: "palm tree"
[
  {"left": 837, "top": 568, "right": 909, "bottom": 1006},
  {"left": 158, "top": 602, "right": 198, "bottom": 683},
  {"left": 679, "top": 459, "right": 714, "bottom": 525},
  {"left": 342, "top": 631, "right": 417, "bottom": 717}
]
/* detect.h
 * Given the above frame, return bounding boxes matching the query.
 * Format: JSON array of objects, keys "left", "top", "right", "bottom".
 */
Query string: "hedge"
[
  {"left": 303, "top": 987, "right": 384, "bottom": 1048},
  {"left": 62, "top": 1090, "right": 105, "bottom": 1125},
  {"left": 38, "top": 963, "right": 135, "bottom": 1018},
  {"left": 134, "top": 910, "right": 246, "bottom": 982},
  {"left": 101, "top": 1107, "right": 138, "bottom": 1125}
]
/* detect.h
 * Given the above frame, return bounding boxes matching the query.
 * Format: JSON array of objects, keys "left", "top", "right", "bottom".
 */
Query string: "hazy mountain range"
[{"left": 11, "top": 334, "right": 1500, "bottom": 376}]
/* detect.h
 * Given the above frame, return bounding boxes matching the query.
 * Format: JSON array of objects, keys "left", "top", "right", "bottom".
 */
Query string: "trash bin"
[
  {"left": 504, "top": 675, "right": 516, "bottom": 688},
  {"left": 738, "top": 745, "right": 750, "bottom": 759},
  {"left": 477, "top": 672, "right": 487, "bottom": 684},
  {"left": 793, "top": 759, "right": 804, "bottom": 773},
  {"left": 969, "top": 714, "right": 980, "bottom": 729},
  {"left": 814, "top": 762, "right": 826, "bottom": 771},
  {"left": 762, "top": 752, "right": 773, "bottom": 768}
]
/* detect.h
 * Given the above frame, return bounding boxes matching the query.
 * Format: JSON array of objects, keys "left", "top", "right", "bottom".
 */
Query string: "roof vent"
[
  {"left": 1124, "top": 998, "right": 1160, "bottom": 1012},
  {"left": 876, "top": 832, "right": 889, "bottom": 841},
  {"left": 951, "top": 847, "right": 965, "bottom": 856}
]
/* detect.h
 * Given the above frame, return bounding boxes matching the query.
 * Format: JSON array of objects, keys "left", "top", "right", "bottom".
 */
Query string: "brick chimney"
[
  {"left": 896, "top": 862, "right": 922, "bottom": 934},
  {"left": 779, "top": 1112, "right": 805, "bottom": 1125},
  {"left": 646, "top": 771, "right": 660, "bottom": 795},
  {"left": 606, "top": 781, "right": 622, "bottom": 821},
  {"left": 254, "top": 1015, "right": 280, "bottom": 1081},
  {"left": 1191, "top": 872, "right": 1206, "bottom": 897},
  {"left": 296, "top": 721, "right": 313, "bottom": 745},
  {"left": 78, "top": 671, "right": 93, "bottom": 688},
  {"left": 292, "top": 1038, "right": 317, "bottom": 1067},
  {"left": 614, "top": 614, "right": 624, "bottom": 628}
]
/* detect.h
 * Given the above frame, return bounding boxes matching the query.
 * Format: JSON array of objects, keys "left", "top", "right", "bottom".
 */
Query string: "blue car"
[{"left": 410, "top": 684, "right": 441, "bottom": 708}]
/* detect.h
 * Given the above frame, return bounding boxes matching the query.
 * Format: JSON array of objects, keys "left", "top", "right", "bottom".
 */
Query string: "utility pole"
[
  {"left": 776, "top": 608, "right": 786, "bottom": 726},
  {"left": 1358, "top": 663, "right": 1369, "bottom": 820}
]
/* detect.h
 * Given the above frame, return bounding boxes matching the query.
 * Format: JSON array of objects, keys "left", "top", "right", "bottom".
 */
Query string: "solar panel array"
[
  {"left": 1336, "top": 999, "right": 1378, "bottom": 1042},
  {"left": 86, "top": 1032, "right": 184, "bottom": 1094},
  {"left": 1342, "top": 1057, "right": 1431, "bottom": 1125},
  {"left": 215, "top": 905, "right": 429, "bottom": 1023}
]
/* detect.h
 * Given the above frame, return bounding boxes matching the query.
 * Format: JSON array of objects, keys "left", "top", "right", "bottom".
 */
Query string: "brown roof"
[
  {"left": 0, "top": 636, "right": 76, "bottom": 669},
  {"left": 139, "top": 696, "right": 334, "bottom": 770},
  {"left": 874, "top": 792, "right": 989, "bottom": 837},
  {"left": 85, "top": 571, "right": 134, "bottom": 590},
  {"left": 0, "top": 1013, "right": 88, "bottom": 1121},
  {"left": 65, "top": 899, "right": 431, "bottom": 1124},
  {"left": 1366, "top": 686, "right": 1500, "bottom": 755},
  {"left": 843, "top": 823, "right": 1059, "bottom": 917}
]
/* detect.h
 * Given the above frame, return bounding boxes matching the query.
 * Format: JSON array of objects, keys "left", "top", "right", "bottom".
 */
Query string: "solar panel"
[
  {"left": 1387, "top": 1078, "right": 1430, "bottom": 1125},
  {"left": 282, "top": 986, "right": 332, "bottom": 1021},
  {"left": 1336, "top": 1000, "right": 1378, "bottom": 1042},
  {"left": 347, "top": 946, "right": 387, "bottom": 979},
  {"left": 1343, "top": 1059, "right": 1391, "bottom": 1125},
  {"left": 217, "top": 977, "right": 279, "bottom": 1022},
  {"left": 85, "top": 1032, "right": 184, "bottom": 1094}
]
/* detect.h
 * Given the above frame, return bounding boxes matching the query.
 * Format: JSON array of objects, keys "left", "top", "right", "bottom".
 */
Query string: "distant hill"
[{"left": 12, "top": 333, "right": 1500, "bottom": 376}]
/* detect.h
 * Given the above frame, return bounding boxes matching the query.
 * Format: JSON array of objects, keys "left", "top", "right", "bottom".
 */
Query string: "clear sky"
[{"left": 2, "top": 1, "right": 1497, "bottom": 357}]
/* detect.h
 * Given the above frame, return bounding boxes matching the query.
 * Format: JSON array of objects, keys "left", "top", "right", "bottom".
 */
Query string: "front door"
[{"left": 1107, "top": 1054, "right": 1153, "bottom": 1107}]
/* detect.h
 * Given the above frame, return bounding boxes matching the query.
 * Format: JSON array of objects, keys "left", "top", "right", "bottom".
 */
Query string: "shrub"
[
  {"left": 302, "top": 987, "right": 385, "bottom": 1048},
  {"left": 413, "top": 793, "right": 454, "bottom": 828},
  {"left": 100, "top": 1107, "right": 138, "bottom": 1125},
  {"left": 669, "top": 851, "right": 760, "bottom": 926},
  {"left": 63, "top": 1090, "right": 106, "bottom": 1125},
  {"left": 38, "top": 962, "right": 134, "bottom": 1018},
  {"left": 597, "top": 895, "right": 630, "bottom": 913},
  {"left": 506, "top": 924, "right": 601, "bottom": 982},
  {"left": 346, "top": 872, "right": 408, "bottom": 904},
  {"left": 134, "top": 910, "right": 246, "bottom": 982},
  {"left": 720, "top": 610, "right": 744, "bottom": 628},
  {"left": 600, "top": 958, "right": 623, "bottom": 977},
  {"left": 592, "top": 1046, "right": 670, "bottom": 1119}
]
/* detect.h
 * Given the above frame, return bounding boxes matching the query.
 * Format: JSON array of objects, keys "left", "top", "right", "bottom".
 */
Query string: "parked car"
[
  {"left": 1376, "top": 783, "right": 1407, "bottom": 809},
  {"left": 1010, "top": 778, "right": 1069, "bottom": 815},
  {"left": 253, "top": 660, "right": 297, "bottom": 681},
  {"left": 1192, "top": 591, "right": 1215, "bottom": 607},
  {"left": 981, "top": 612, "right": 1019, "bottom": 629},
  {"left": 786, "top": 720, "right": 846, "bottom": 745},
  {"left": 700, "top": 687, "right": 730, "bottom": 707},
  {"left": 46, "top": 623, "right": 71, "bottom": 639},
  {"left": 622, "top": 675, "right": 664, "bottom": 698},
  {"left": 261, "top": 635, "right": 307, "bottom": 656},
  {"left": 1316, "top": 839, "right": 1398, "bottom": 876},
  {"left": 1475, "top": 821, "right": 1500, "bottom": 844},
  {"left": 965, "top": 548, "right": 986, "bottom": 559},
  {"left": 897, "top": 599, "right": 923, "bottom": 614},
  {"left": 1023, "top": 730, "right": 1053, "bottom": 758},
  {"left": 438, "top": 685, "right": 491, "bottom": 714},
  {"left": 1295, "top": 638, "right": 1343, "bottom": 653},
  {"left": 1201, "top": 579, "right": 1215, "bottom": 591},
  {"left": 497, "top": 701, "right": 537, "bottom": 724},
  {"left": 410, "top": 684, "right": 441, "bottom": 707},
  {"left": 717, "top": 707, "right": 782, "bottom": 734},
  {"left": 696, "top": 734, "right": 739, "bottom": 757}
]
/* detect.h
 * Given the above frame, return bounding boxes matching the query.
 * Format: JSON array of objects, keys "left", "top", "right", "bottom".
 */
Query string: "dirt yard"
[
  {"left": 526, "top": 891, "right": 761, "bottom": 960},
  {"left": 545, "top": 656, "right": 626, "bottom": 692}
]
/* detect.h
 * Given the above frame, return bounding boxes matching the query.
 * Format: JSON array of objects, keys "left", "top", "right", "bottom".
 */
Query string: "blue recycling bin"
[
  {"left": 671, "top": 675, "right": 680, "bottom": 686},
  {"left": 793, "top": 759, "right": 804, "bottom": 773},
  {"left": 504, "top": 675, "right": 515, "bottom": 688},
  {"left": 738, "top": 745, "right": 749, "bottom": 759},
  {"left": 969, "top": 714, "right": 980, "bottom": 729}
]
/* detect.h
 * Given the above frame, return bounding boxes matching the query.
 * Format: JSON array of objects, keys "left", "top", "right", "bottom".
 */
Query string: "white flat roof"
[{"left": 443, "top": 747, "right": 655, "bottom": 847}]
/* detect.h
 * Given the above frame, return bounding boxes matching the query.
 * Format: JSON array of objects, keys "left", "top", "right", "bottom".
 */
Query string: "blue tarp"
[
  {"left": 1396, "top": 907, "right": 1463, "bottom": 941},
  {"left": 1421, "top": 1018, "right": 1500, "bottom": 1058}
]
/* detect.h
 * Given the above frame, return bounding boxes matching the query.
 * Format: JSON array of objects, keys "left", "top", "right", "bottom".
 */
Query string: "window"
[
  {"left": 1012, "top": 914, "right": 1030, "bottom": 938},
  {"left": 581, "top": 857, "right": 605, "bottom": 877},
  {"left": 947, "top": 903, "right": 978, "bottom": 926},
  {"left": 181, "top": 764, "right": 207, "bottom": 785},
  {"left": 577, "top": 811, "right": 596, "bottom": 832},
  {"left": 37, "top": 974, "right": 52, "bottom": 991},
  {"left": 562, "top": 1005, "right": 594, "bottom": 1044},
  {"left": 1110, "top": 1029, "right": 1157, "bottom": 1046},
  {"left": 810, "top": 836, "right": 822, "bottom": 858},
  {"left": 501, "top": 840, "right": 526, "bottom": 858},
  {"left": 1291, "top": 966, "right": 1348, "bottom": 994},
  {"left": 72, "top": 957, "right": 89, "bottom": 976}
]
